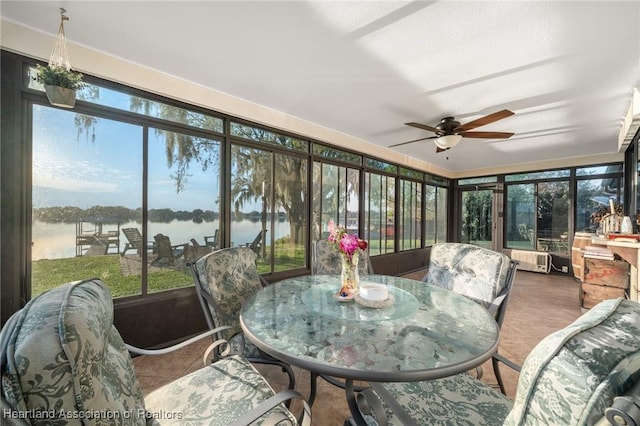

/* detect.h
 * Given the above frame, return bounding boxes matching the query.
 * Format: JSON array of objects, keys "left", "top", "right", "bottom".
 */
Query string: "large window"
[
  {"left": 365, "top": 171, "right": 396, "bottom": 255},
  {"left": 312, "top": 162, "right": 360, "bottom": 241},
  {"left": 575, "top": 164, "right": 623, "bottom": 233},
  {"left": 31, "top": 106, "right": 226, "bottom": 298},
  {"left": 425, "top": 184, "right": 447, "bottom": 245},
  {"left": 230, "top": 145, "right": 272, "bottom": 258},
  {"left": 147, "top": 128, "right": 221, "bottom": 292},
  {"left": 506, "top": 184, "right": 535, "bottom": 250},
  {"left": 460, "top": 188, "right": 493, "bottom": 248},
  {"left": 31, "top": 105, "right": 144, "bottom": 297},
  {"left": 399, "top": 178, "right": 422, "bottom": 250},
  {"left": 537, "top": 181, "right": 569, "bottom": 254},
  {"left": 230, "top": 143, "right": 308, "bottom": 274},
  {"left": 504, "top": 165, "right": 623, "bottom": 254},
  {"left": 505, "top": 174, "right": 570, "bottom": 254},
  {"left": 273, "top": 152, "right": 308, "bottom": 272}
]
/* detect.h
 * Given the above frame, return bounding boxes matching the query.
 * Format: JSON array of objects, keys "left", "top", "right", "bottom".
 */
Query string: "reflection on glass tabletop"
[{"left": 240, "top": 274, "right": 499, "bottom": 382}]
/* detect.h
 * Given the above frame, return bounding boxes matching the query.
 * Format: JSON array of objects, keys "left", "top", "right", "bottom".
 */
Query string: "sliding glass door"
[{"left": 460, "top": 188, "right": 495, "bottom": 249}]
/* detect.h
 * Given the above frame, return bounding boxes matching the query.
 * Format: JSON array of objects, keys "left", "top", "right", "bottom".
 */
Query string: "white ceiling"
[{"left": 2, "top": 1, "right": 639, "bottom": 174}]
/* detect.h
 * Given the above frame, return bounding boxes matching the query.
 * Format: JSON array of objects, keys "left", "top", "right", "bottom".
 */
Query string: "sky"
[{"left": 32, "top": 103, "right": 221, "bottom": 212}]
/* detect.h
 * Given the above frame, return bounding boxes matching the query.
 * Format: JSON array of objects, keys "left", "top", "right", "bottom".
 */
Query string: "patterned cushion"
[
  {"left": 368, "top": 372, "right": 512, "bottom": 426},
  {"left": 193, "top": 247, "right": 264, "bottom": 338},
  {"left": 312, "top": 239, "right": 372, "bottom": 275},
  {"left": 424, "top": 243, "right": 510, "bottom": 309},
  {"left": 144, "top": 355, "right": 296, "bottom": 425},
  {"left": 366, "top": 298, "right": 640, "bottom": 426},
  {"left": 505, "top": 298, "right": 640, "bottom": 425},
  {"left": 1, "top": 279, "right": 147, "bottom": 425}
]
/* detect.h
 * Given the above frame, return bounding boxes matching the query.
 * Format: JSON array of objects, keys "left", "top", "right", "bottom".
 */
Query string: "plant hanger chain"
[{"left": 49, "top": 8, "right": 71, "bottom": 70}]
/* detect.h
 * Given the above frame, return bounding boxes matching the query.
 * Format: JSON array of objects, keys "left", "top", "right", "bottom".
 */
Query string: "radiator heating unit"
[{"left": 511, "top": 250, "right": 551, "bottom": 274}]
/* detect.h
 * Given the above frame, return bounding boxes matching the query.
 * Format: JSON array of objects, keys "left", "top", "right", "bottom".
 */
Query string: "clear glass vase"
[{"left": 340, "top": 251, "right": 360, "bottom": 293}]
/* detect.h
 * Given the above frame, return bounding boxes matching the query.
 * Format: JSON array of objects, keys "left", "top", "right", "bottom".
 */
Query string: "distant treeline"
[{"left": 33, "top": 206, "right": 219, "bottom": 224}]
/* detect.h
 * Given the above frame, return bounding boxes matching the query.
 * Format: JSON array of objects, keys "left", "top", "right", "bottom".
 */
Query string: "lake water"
[{"left": 32, "top": 219, "right": 293, "bottom": 260}]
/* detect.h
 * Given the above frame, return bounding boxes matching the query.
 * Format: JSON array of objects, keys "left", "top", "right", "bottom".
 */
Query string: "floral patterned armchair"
[
  {"left": 0, "top": 279, "right": 310, "bottom": 425},
  {"left": 354, "top": 297, "right": 640, "bottom": 426},
  {"left": 190, "top": 247, "right": 296, "bottom": 390},
  {"left": 423, "top": 242, "right": 518, "bottom": 393},
  {"left": 312, "top": 239, "right": 373, "bottom": 275}
]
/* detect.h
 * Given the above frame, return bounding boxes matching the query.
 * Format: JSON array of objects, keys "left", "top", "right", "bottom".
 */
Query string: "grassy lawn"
[
  {"left": 258, "top": 242, "right": 306, "bottom": 273},
  {"left": 32, "top": 255, "right": 191, "bottom": 298},
  {"left": 32, "top": 243, "right": 304, "bottom": 297},
  {"left": 35, "top": 240, "right": 489, "bottom": 298}
]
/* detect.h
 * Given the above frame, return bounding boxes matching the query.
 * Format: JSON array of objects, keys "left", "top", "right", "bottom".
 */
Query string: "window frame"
[{"left": 10, "top": 52, "right": 453, "bottom": 305}]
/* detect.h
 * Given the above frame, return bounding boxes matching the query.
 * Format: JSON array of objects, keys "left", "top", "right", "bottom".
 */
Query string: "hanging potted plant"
[
  {"left": 35, "top": 64, "right": 84, "bottom": 108},
  {"left": 35, "top": 8, "right": 84, "bottom": 108}
]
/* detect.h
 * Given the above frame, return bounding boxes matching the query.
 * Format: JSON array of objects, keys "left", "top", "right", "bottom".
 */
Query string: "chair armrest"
[
  {"left": 228, "top": 389, "right": 311, "bottom": 426},
  {"left": 493, "top": 352, "right": 522, "bottom": 373},
  {"left": 125, "top": 325, "right": 232, "bottom": 356},
  {"left": 604, "top": 397, "right": 640, "bottom": 426},
  {"left": 603, "top": 380, "right": 640, "bottom": 426}
]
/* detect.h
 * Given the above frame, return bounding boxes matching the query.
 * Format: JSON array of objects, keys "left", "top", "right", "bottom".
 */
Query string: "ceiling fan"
[{"left": 391, "top": 109, "right": 515, "bottom": 152}]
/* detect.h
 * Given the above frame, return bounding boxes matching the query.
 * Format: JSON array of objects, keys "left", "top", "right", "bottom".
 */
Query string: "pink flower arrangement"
[{"left": 327, "top": 219, "right": 368, "bottom": 259}]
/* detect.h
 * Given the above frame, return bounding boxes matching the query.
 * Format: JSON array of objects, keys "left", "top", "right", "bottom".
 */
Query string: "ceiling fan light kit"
[{"left": 435, "top": 134, "right": 462, "bottom": 149}]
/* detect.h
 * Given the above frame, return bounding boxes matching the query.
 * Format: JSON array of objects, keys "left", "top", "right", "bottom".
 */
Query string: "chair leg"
[{"left": 493, "top": 356, "right": 507, "bottom": 395}]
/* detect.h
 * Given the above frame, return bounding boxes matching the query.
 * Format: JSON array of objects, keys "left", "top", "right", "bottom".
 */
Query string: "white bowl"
[{"left": 359, "top": 282, "right": 388, "bottom": 301}]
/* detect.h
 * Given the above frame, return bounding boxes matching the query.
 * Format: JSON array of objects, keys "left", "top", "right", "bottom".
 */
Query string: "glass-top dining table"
[{"left": 239, "top": 275, "right": 500, "bottom": 425}]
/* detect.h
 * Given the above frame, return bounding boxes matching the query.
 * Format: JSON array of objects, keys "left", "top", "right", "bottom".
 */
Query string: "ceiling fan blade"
[
  {"left": 405, "top": 122, "right": 440, "bottom": 133},
  {"left": 462, "top": 131, "right": 514, "bottom": 139},
  {"left": 388, "top": 136, "right": 435, "bottom": 148},
  {"left": 456, "top": 109, "right": 515, "bottom": 132}
]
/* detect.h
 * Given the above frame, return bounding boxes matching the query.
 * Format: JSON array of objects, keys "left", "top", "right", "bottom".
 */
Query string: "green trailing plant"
[{"left": 35, "top": 64, "right": 85, "bottom": 90}]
